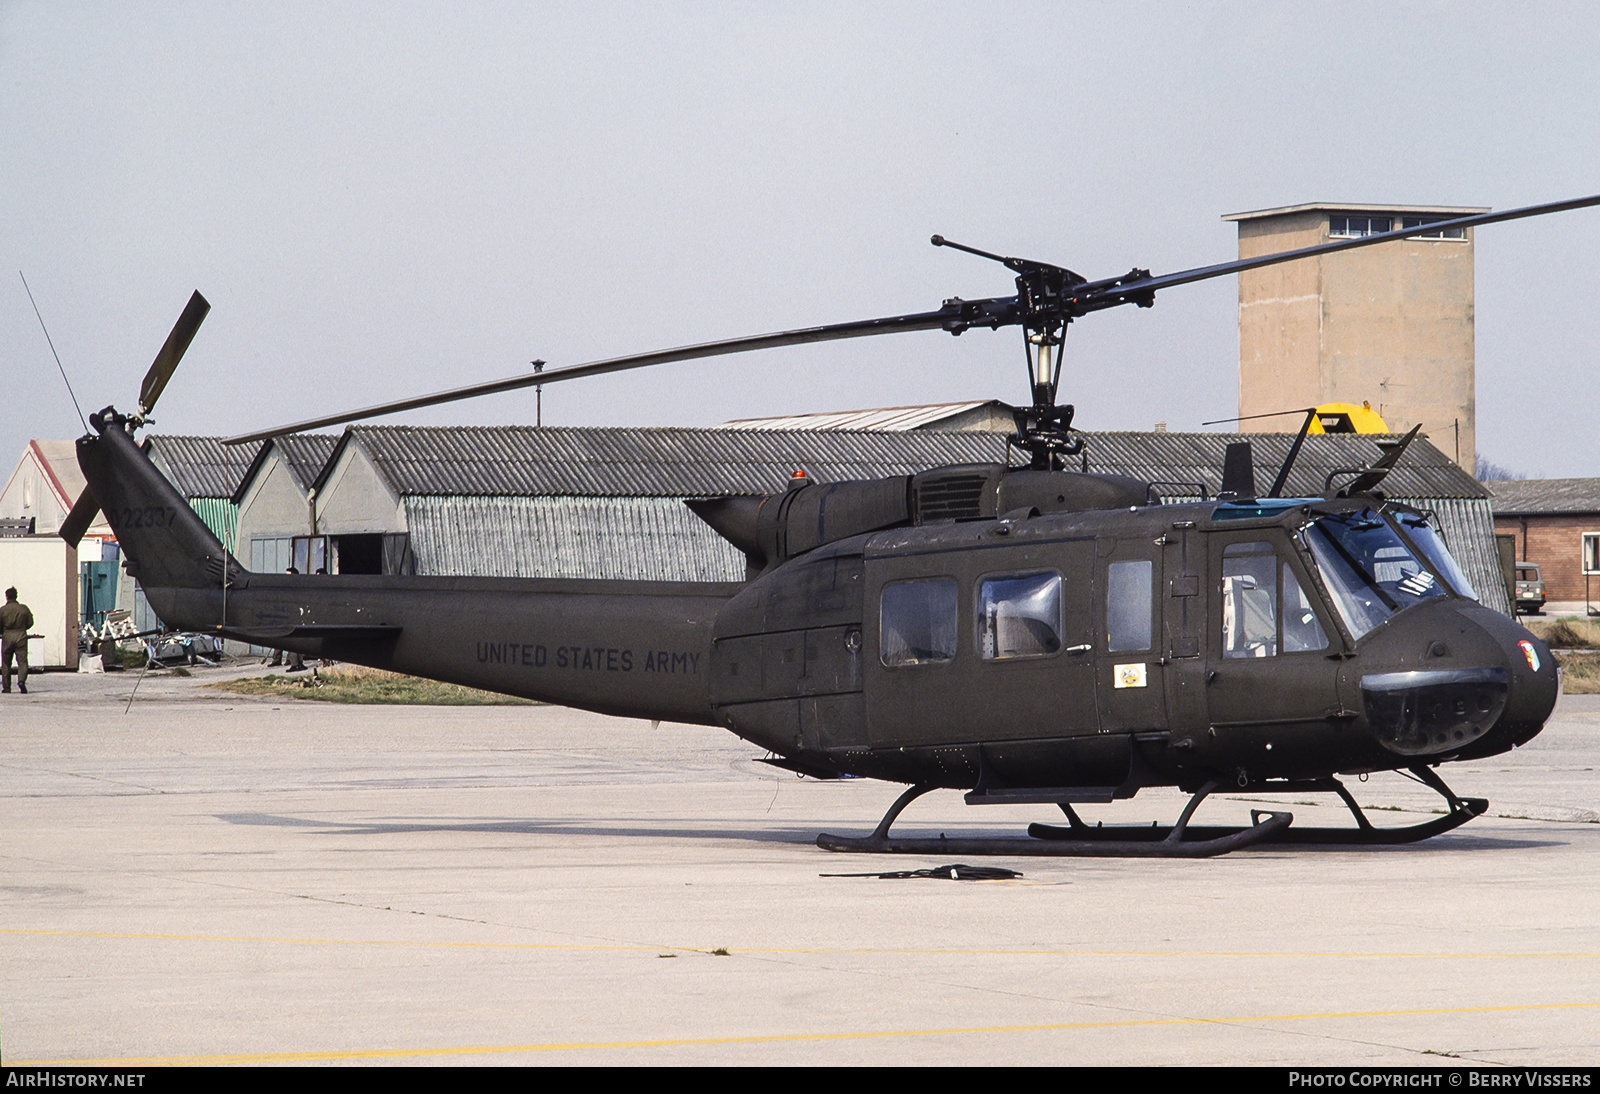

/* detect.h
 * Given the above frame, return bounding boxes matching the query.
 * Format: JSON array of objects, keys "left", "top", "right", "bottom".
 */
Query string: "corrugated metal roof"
[
  {"left": 331, "top": 426, "right": 1483, "bottom": 501},
  {"left": 276, "top": 434, "right": 339, "bottom": 490},
  {"left": 720, "top": 401, "right": 1007, "bottom": 432},
  {"left": 331, "top": 425, "right": 1007, "bottom": 497},
  {"left": 1484, "top": 478, "right": 1600, "bottom": 516},
  {"left": 405, "top": 496, "right": 745, "bottom": 581},
  {"left": 145, "top": 436, "right": 261, "bottom": 499},
  {"left": 1088, "top": 431, "right": 1487, "bottom": 501},
  {"left": 231, "top": 433, "right": 340, "bottom": 504}
]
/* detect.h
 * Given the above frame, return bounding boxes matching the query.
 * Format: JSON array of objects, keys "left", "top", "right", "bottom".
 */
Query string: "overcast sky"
[{"left": 3, "top": 2, "right": 1597, "bottom": 480}]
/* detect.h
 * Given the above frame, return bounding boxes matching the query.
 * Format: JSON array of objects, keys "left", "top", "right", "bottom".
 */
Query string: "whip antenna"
[{"left": 19, "top": 271, "right": 88, "bottom": 434}]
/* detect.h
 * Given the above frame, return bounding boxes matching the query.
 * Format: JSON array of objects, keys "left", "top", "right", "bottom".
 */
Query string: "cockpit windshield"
[
  {"left": 1302, "top": 510, "right": 1447, "bottom": 639},
  {"left": 1395, "top": 513, "right": 1479, "bottom": 601}
]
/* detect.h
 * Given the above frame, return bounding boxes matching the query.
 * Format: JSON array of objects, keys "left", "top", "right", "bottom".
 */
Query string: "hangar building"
[{"left": 226, "top": 424, "right": 1508, "bottom": 614}]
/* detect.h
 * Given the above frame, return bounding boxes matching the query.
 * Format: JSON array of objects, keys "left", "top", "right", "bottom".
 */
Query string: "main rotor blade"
[
  {"left": 222, "top": 193, "right": 1600, "bottom": 447},
  {"left": 221, "top": 298, "right": 1017, "bottom": 445},
  {"left": 1076, "top": 194, "right": 1600, "bottom": 311},
  {"left": 59, "top": 486, "right": 100, "bottom": 548},
  {"left": 138, "top": 290, "right": 210, "bottom": 416}
]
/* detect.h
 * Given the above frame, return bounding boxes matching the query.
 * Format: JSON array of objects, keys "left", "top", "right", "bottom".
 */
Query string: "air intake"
[{"left": 912, "top": 464, "right": 1002, "bottom": 523}]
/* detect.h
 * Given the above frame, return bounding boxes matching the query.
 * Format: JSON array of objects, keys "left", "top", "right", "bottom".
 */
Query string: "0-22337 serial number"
[{"left": 118, "top": 506, "right": 177, "bottom": 528}]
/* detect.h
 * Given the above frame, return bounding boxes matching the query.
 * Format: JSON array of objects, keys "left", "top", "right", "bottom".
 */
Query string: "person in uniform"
[
  {"left": 269, "top": 567, "right": 304, "bottom": 671},
  {"left": 1, "top": 587, "right": 34, "bottom": 694}
]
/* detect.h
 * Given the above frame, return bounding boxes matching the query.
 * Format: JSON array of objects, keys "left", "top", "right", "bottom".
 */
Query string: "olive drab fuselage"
[
  {"left": 706, "top": 497, "right": 1555, "bottom": 792},
  {"left": 77, "top": 413, "right": 1557, "bottom": 803}
]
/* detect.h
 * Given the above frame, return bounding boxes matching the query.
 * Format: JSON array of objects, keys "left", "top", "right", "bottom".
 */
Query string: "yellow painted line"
[
  {"left": 13, "top": 1000, "right": 1600, "bottom": 1065},
  {"left": 5, "top": 927, "right": 1600, "bottom": 960}
]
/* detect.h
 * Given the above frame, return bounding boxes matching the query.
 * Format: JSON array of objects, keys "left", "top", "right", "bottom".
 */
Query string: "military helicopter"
[{"left": 69, "top": 195, "right": 1599, "bottom": 856}]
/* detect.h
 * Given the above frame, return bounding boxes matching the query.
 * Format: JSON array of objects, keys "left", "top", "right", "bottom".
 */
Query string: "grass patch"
[
  {"left": 1524, "top": 617, "right": 1600, "bottom": 649},
  {"left": 207, "top": 663, "right": 536, "bottom": 706},
  {"left": 1553, "top": 650, "right": 1600, "bottom": 694},
  {"left": 1518, "top": 619, "right": 1600, "bottom": 693}
]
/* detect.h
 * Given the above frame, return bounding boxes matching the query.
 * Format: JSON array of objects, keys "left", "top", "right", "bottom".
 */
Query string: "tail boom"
[{"left": 78, "top": 409, "right": 738, "bottom": 724}]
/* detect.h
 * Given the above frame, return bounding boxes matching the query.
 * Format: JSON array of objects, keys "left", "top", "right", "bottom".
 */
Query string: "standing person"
[{"left": 1, "top": 587, "right": 33, "bottom": 695}]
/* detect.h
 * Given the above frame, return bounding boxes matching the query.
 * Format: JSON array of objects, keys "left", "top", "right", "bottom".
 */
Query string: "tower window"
[
  {"left": 1400, "top": 216, "right": 1467, "bottom": 240},
  {"left": 1329, "top": 215, "right": 1392, "bottom": 237}
]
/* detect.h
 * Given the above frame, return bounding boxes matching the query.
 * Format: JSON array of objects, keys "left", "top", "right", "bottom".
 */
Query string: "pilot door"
[
  {"left": 864, "top": 537, "right": 1098, "bottom": 748},
  {"left": 1203, "top": 530, "right": 1343, "bottom": 748}
]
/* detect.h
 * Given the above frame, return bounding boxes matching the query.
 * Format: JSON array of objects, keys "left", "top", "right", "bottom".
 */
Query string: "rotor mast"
[{"left": 932, "top": 235, "right": 1129, "bottom": 470}]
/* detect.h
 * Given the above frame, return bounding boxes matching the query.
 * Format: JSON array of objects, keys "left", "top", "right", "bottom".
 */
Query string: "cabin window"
[
  {"left": 978, "top": 572, "right": 1063, "bottom": 660},
  {"left": 1106, "top": 560, "right": 1153, "bottom": 652},
  {"left": 880, "top": 578, "right": 958, "bottom": 667}
]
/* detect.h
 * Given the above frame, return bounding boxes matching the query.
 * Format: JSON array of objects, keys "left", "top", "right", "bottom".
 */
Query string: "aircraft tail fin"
[{"left": 76, "top": 408, "right": 245, "bottom": 590}]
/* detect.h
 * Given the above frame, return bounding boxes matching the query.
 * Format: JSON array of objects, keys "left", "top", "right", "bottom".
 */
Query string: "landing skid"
[
  {"left": 818, "top": 779, "right": 1291, "bottom": 858},
  {"left": 816, "top": 767, "right": 1486, "bottom": 857}
]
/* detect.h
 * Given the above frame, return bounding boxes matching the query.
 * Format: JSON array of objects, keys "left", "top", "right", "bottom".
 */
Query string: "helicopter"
[{"left": 67, "top": 195, "right": 1599, "bottom": 857}]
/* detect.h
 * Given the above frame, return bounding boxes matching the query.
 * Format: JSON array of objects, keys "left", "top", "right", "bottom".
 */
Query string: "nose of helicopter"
[{"left": 1356, "top": 601, "right": 1559, "bottom": 759}]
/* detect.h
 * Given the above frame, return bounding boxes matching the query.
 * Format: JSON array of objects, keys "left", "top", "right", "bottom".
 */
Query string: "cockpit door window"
[
  {"left": 1222, "top": 542, "right": 1277, "bottom": 658},
  {"left": 1222, "top": 541, "right": 1329, "bottom": 658},
  {"left": 1396, "top": 514, "right": 1479, "bottom": 600},
  {"left": 1282, "top": 562, "right": 1330, "bottom": 653}
]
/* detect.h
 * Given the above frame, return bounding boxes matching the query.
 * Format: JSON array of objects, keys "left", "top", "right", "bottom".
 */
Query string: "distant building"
[
  {"left": 1486, "top": 478, "right": 1600, "bottom": 605},
  {"left": 2, "top": 440, "right": 115, "bottom": 640},
  {"left": 1225, "top": 202, "right": 1483, "bottom": 468},
  {"left": 142, "top": 435, "right": 260, "bottom": 548},
  {"left": 232, "top": 434, "right": 339, "bottom": 573},
  {"left": 226, "top": 424, "right": 1508, "bottom": 614},
  {"left": 0, "top": 439, "right": 112, "bottom": 541}
]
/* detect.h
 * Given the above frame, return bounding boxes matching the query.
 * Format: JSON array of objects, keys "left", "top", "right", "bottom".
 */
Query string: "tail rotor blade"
[
  {"left": 138, "top": 290, "right": 210, "bottom": 416},
  {"left": 59, "top": 486, "right": 100, "bottom": 548}
]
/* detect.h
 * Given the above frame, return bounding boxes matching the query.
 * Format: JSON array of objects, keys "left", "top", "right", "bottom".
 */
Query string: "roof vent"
[{"left": 912, "top": 464, "right": 1002, "bottom": 523}]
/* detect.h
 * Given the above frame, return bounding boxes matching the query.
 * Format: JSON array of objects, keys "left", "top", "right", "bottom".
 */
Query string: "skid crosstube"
[{"left": 816, "top": 769, "right": 1487, "bottom": 857}]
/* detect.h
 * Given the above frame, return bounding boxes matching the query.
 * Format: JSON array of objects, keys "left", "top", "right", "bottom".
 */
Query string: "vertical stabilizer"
[{"left": 76, "top": 409, "right": 244, "bottom": 590}]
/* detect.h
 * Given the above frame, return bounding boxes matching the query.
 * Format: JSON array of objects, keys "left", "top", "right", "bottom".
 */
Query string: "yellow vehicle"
[{"left": 1308, "top": 402, "right": 1389, "bottom": 434}]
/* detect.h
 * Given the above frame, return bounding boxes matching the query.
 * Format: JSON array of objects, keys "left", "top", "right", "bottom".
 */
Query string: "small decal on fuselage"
[
  {"left": 472, "top": 642, "right": 700, "bottom": 674},
  {"left": 1113, "top": 663, "right": 1147, "bottom": 689},
  {"left": 1518, "top": 640, "right": 1541, "bottom": 673}
]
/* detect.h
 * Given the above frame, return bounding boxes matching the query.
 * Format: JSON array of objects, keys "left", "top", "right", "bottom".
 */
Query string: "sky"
[{"left": 3, "top": 2, "right": 1598, "bottom": 479}]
